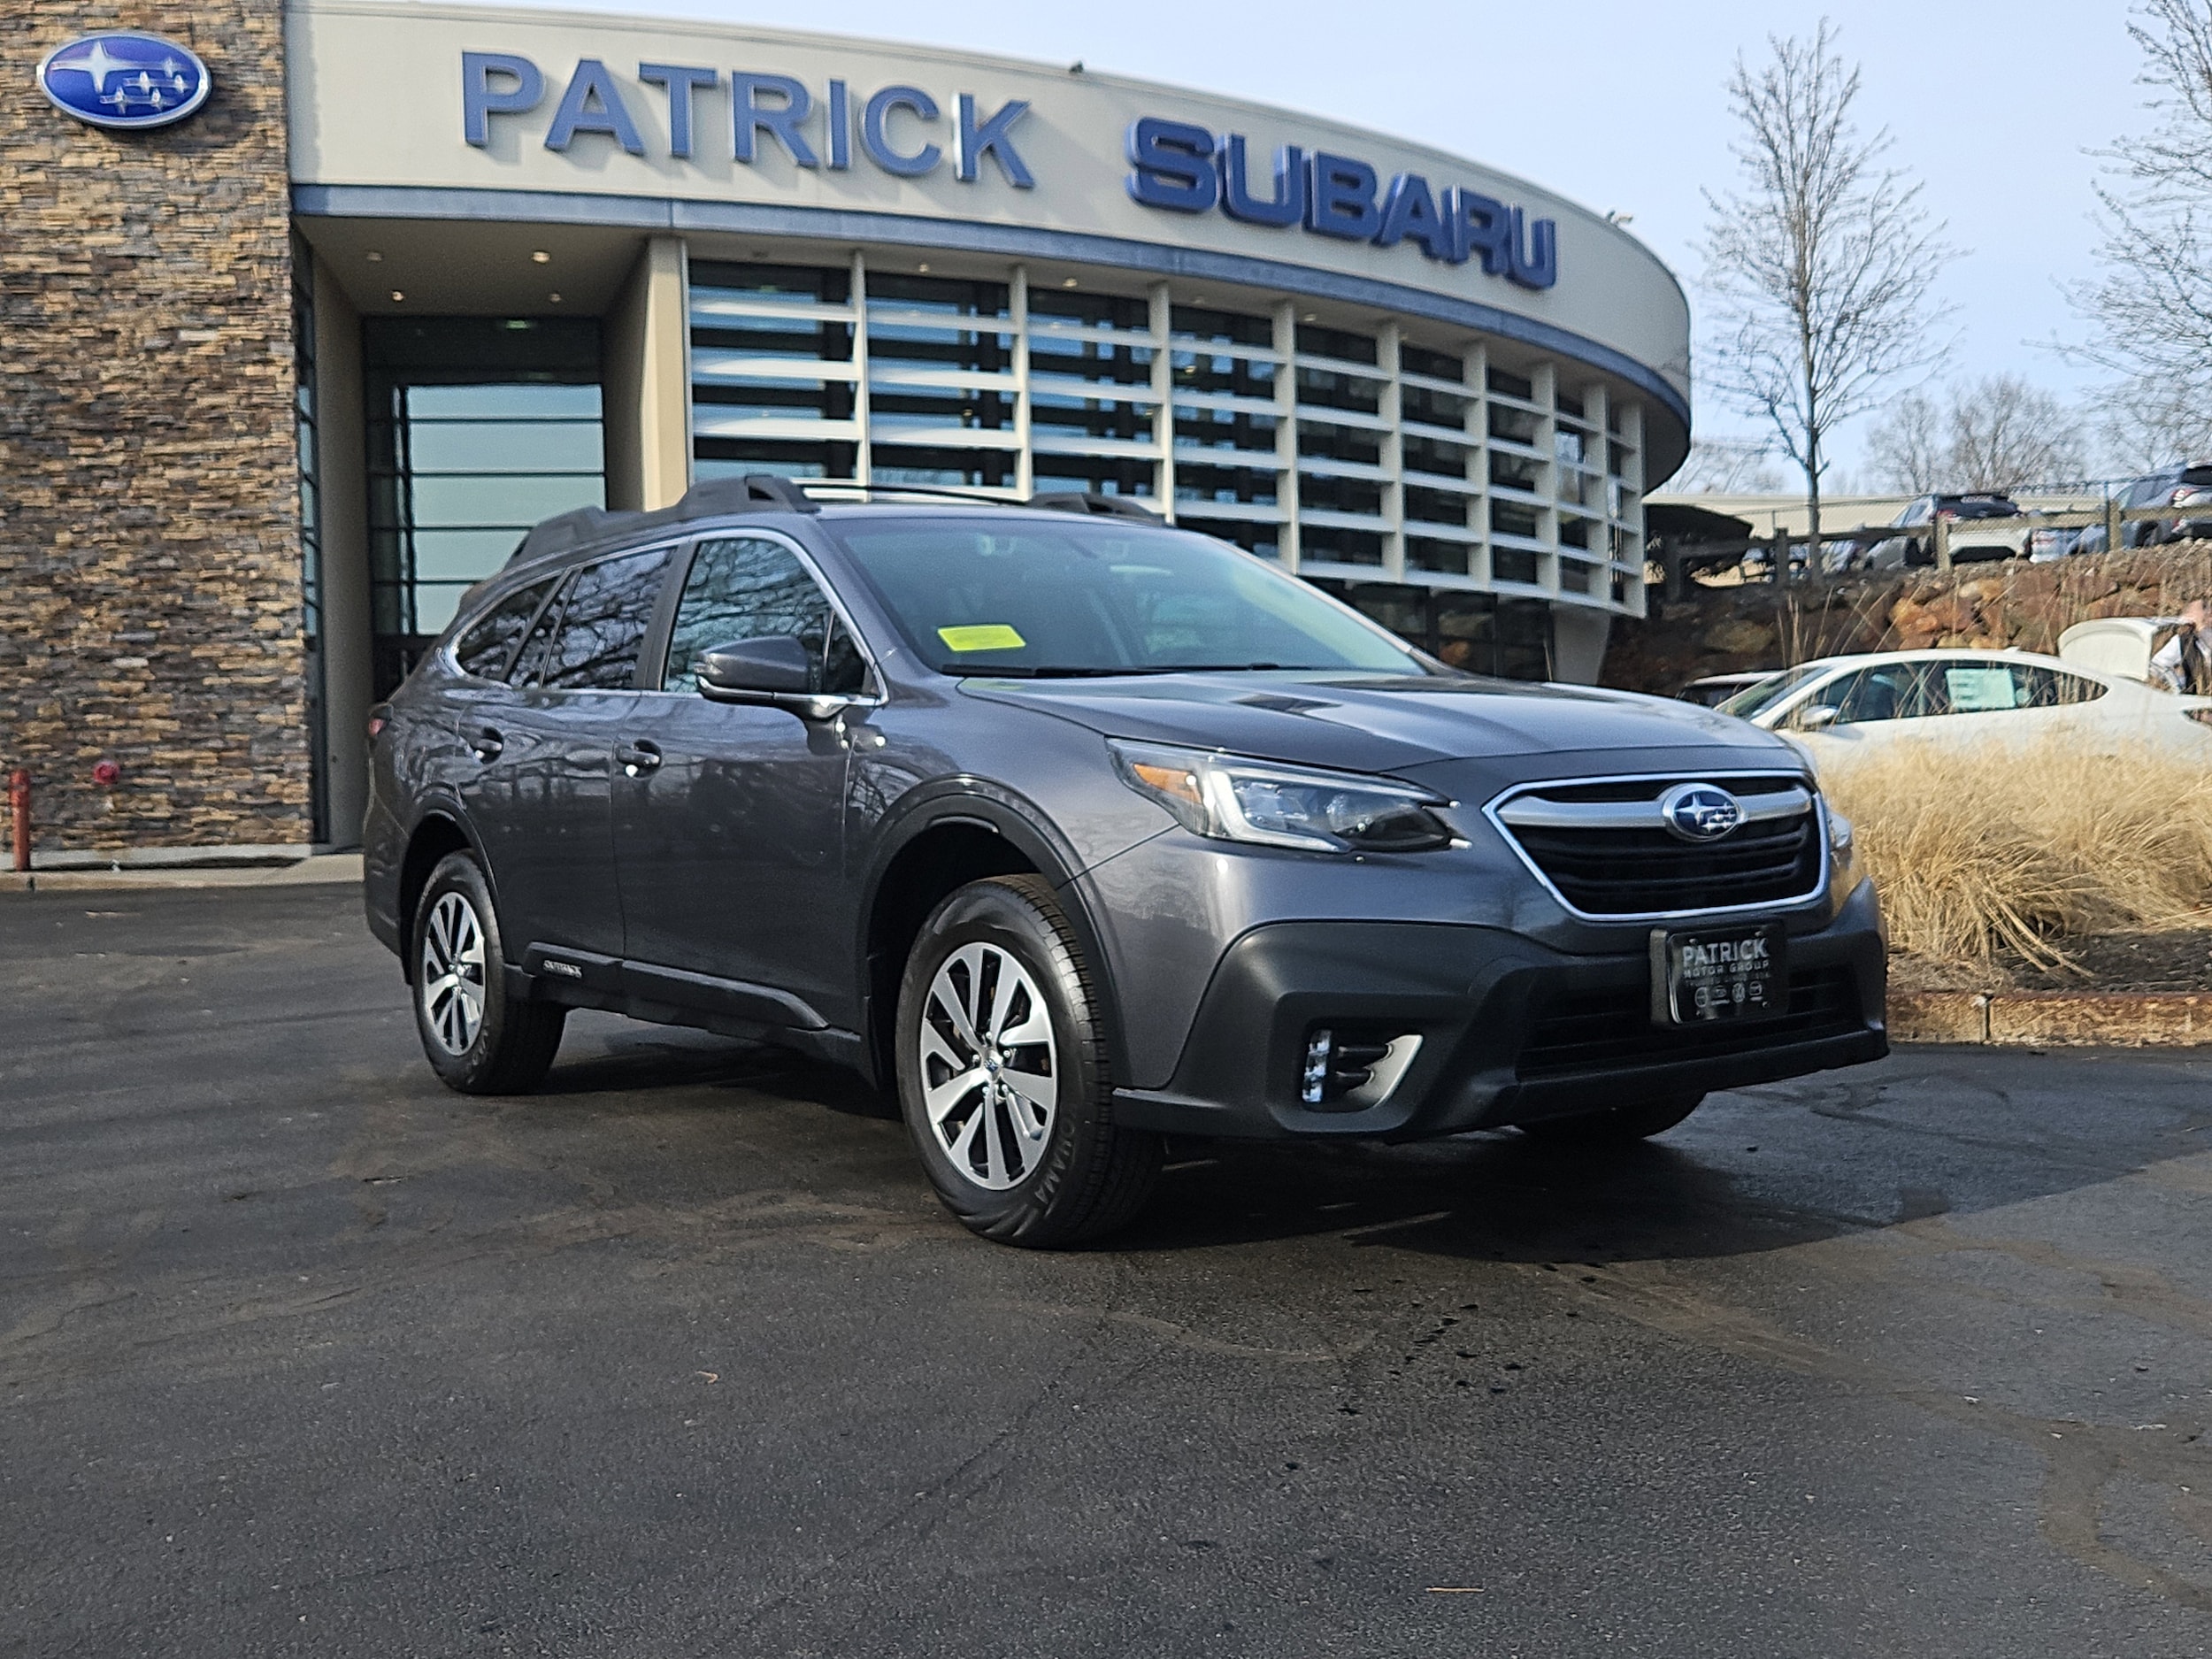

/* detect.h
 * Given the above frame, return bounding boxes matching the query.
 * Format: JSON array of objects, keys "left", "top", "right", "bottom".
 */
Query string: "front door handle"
[
  {"left": 615, "top": 739, "right": 663, "bottom": 777},
  {"left": 468, "top": 726, "right": 504, "bottom": 762}
]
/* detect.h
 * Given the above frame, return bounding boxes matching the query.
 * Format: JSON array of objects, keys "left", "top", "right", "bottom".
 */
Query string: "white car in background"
[{"left": 1714, "top": 649, "right": 2212, "bottom": 758}]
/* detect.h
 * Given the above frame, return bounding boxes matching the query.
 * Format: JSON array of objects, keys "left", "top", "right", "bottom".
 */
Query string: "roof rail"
[
  {"left": 799, "top": 481, "right": 1015, "bottom": 507},
  {"left": 680, "top": 473, "right": 820, "bottom": 515},
  {"left": 1028, "top": 492, "right": 1164, "bottom": 524}
]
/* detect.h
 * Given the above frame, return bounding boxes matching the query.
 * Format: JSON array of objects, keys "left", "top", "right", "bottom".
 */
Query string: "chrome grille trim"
[
  {"left": 1483, "top": 771, "right": 1831, "bottom": 923},
  {"left": 1495, "top": 784, "right": 1812, "bottom": 832}
]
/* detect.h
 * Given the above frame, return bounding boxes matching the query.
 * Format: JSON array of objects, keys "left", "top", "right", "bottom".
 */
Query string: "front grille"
[
  {"left": 1515, "top": 965, "right": 1863, "bottom": 1080},
  {"left": 1493, "top": 774, "right": 1824, "bottom": 917}
]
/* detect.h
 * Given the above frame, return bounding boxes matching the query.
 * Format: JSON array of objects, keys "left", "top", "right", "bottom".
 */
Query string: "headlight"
[{"left": 1109, "top": 740, "right": 1456, "bottom": 854}]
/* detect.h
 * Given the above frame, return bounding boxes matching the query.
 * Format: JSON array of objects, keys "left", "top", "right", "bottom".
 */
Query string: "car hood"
[{"left": 958, "top": 672, "right": 1793, "bottom": 772}]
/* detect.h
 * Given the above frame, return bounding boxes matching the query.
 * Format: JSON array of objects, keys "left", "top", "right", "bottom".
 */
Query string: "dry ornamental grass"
[{"left": 1817, "top": 740, "right": 2212, "bottom": 972}]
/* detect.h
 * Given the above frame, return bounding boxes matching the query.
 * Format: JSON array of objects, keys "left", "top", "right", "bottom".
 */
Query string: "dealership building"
[{"left": 3, "top": 1, "right": 1691, "bottom": 860}]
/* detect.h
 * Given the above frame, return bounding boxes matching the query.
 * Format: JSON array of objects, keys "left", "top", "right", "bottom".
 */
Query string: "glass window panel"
[
  {"left": 411, "top": 528, "right": 534, "bottom": 585},
  {"left": 1491, "top": 501, "right": 1541, "bottom": 540},
  {"left": 1299, "top": 473, "right": 1383, "bottom": 517},
  {"left": 1174, "top": 408, "right": 1278, "bottom": 453},
  {"left": 694, "top": 440, "right": 858, "bottom": 480},
  {"left": 453, "top": 577, "right": 557, "bottom": 681},
  {"left": 1405, "top": 487, "right": 1471, "bottom": 526},
  {"left": 405, "top": 473, "right": 603, "bottom": 527},
  {"left": 1175, "top": 464, "right": 1278, "bottom": 506},
  {"left": 405, "top": 419, "right": 604, "bottom": 474},
  {"left": 690, "top": 262, "right": 850, "bottom": 306},
  {"left": 1170, "top": 306, "right": 1272, "bottom": 348},
  {"left": 1033, "top": 454, "right": 1156, "bottom": 496},
  {"left": 1401, "top": 342, "right": 1465, "bottom": 383},
  {"left": 1170, "top": 350, "right": 1275, "bottom": 397},
  {"left": 664, "top": 537, "right": 860, "bottom": 694},
  {"left": 1301, "top": 526, "right": 1384, "bottom": 565},
  {"left": 1486, "top": 366, "right": 1534, "bottom": 401},
  {"left": 540, "top": 549, "right": 670, "bottom": 691},
  {"left": 1294, "top": 323, "right": 1378, "bottom": 365},
  {"left": 1295, "top": 366, "right": 1382, "bottom": 416},
  {"left": 1489, "top": 403, "right": 1540, "bottom": 446},
  {"left": 404, "top": 383, "right": 603, "bottom": 420},
  {"left": 1296, "top": 423, "right": 1381, "bottom": 465},
  {"left": 1407, "top": 537, "right": 1470, "bottom": 575},
  {"left": 1405, "top": 436, "right": 1470, "bottom": 480},
  {"left": 1029, "top": 288, "right": 1150, "bottom": 332},
  {"left": 1403, "top": 384, "right": 1471, "bottom": 429},
  {"left": 869, "top": 446, "right": 1018, "bottom": 488},
  {"left": 1178, "top": 518, "right": 1281, "bottom": 558},
  {"left": 1490, "top": 450, "right": 1542, "bottom": 492}
]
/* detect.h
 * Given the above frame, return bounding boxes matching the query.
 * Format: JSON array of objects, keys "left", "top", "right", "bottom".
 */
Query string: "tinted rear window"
[{"left": 452, "top": 579, "right": 556, "bottom": 681}]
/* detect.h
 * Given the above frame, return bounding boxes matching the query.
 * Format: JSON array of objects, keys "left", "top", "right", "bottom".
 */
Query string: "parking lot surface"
[{"left": 7, "top": 886, "right": 2212, "bottom": 1656}]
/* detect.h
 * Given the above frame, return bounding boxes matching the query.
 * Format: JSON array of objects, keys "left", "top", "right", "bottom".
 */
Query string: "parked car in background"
[
  {"left": 1715, "top": 649, "right": 2212, "bottom": 758},
  {"left": 1678, "top": 671, "right": 1782, "bottom": 707},
  {"left": 2070, "top": 464, "right": 2212, "bottom": 555},
  {"left": 1862, "top": 495, "right": 2028, "bottom": 569}
]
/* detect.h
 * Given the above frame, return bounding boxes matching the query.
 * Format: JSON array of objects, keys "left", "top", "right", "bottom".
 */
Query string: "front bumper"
[{"left": 1110, "top": 878, "right": 1886, "bottom": 1141}]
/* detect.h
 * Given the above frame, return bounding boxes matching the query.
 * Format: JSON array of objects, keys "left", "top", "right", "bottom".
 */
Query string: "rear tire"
[
  {"left": 1519, "top": 1094, "right": 1705, "bottom": 1145},
  {"left": 895, "top": 875, "right": 1161, "bottom": 1248},
  {"left": 411, "top": 851, "right": 566, "bottom": 1094}
]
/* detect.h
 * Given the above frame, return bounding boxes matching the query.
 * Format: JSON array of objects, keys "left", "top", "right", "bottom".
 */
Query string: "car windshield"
[
  {"left": 1948, "top": 496, "right": 2020, "bottom": 518},
  {"left": 825, "top": 515, "right": 1432, "bottom": 676},
  {"left": 1716, "top": 663, "right": 1827, "bottom": 720}
]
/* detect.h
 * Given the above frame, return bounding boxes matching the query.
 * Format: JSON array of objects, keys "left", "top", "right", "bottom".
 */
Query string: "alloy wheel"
[
  {"left": 918, "top": 942, "right": 1059, "bottom": 1191},
  {"left": 419, "top": 890, "right": 488, "bottom": 1056}
]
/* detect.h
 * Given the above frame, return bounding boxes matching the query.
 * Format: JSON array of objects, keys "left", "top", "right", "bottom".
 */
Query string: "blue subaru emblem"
[
  {"left": 37, "top": 32, "right": 211, "bottom": 131},
  {"left": 1658, "top": 782, "right": 1743, "bottom": 843}
]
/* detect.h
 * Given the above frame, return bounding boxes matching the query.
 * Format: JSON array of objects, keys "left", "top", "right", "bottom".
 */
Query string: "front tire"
[
  {"left": 895, "top": 876, "right": 1161, "bottom": 1248},
  {"left": 1519, "top": 1094, "right": 1705, "bottom": 1145},
  {"left": 411, "top": 851, "right": 566, "bottom": 1094}
]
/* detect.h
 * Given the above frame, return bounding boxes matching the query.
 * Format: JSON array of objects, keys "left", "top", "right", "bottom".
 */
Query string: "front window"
[{"left": 826, "top": 516, "right": 1430, "bottom": 677}]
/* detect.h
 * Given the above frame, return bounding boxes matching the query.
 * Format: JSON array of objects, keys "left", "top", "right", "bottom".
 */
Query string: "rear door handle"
[
  {"left": 468, "top": 726, "right": 504, "bottom": 762},
  {"left": 615, "top": 739, "right": 663, "bottom": 777}
]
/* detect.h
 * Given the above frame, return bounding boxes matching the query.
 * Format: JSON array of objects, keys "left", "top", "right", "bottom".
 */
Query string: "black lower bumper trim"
[{"left": 1110, "top": 881, "right": 1887, "bottom": 1141}]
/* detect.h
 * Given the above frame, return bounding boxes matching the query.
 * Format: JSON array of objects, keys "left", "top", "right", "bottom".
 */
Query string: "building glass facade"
[{"left": 681, "top": 254, "right": 1647, "bottom": 652}]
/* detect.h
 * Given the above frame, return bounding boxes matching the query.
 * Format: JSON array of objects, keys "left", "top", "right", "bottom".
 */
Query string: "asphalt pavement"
[{"left": 6, "top": 885, "right": 2212, "bottom": 1656}]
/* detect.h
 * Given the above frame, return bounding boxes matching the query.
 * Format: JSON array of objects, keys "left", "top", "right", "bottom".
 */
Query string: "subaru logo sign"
[
  {"left": 37, "top": 32, "right": 211, "bottom": 131},
  {"left": 1658, "top": 783, "right": 1744, "bottom": 844}
]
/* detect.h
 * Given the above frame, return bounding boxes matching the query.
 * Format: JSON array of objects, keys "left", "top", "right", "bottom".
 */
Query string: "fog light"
[{"left": 1302, "top": 1030, "right": 1335, "bottom": 1105}]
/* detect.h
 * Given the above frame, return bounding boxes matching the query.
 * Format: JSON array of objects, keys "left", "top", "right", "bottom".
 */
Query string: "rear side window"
[
  {"left": 663, "top": 537, "right": 866, "bottom": 695},
  {"left": 452, "top": 579, "right": 556, "bottom": 681},
  {"left": 540, "top": 548, "right": 672, "bottom": 691},
  {"left": 2015, "top": 666, "right": 2108, "bottom": 707}
]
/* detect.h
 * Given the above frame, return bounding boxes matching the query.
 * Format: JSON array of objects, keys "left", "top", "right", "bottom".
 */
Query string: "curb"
[
  {"left": 0, "top": 853, "right": 365, "bottom": 893},
  {"left": 1892, "top": 989, "right": 2212, "bottom": 1048}
]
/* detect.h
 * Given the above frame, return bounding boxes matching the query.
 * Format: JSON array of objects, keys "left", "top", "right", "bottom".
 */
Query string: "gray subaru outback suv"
[{"left": 364, "top": 477, "right": 1886, "bottom": 1247}]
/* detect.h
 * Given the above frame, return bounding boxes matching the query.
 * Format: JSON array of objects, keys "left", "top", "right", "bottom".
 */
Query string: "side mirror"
[
  {"left": 1793, "top": 703, "right": 1839, "bottom": 732},
  {"left": 697, "top": 635, "right": 813, "bottom": 701}
]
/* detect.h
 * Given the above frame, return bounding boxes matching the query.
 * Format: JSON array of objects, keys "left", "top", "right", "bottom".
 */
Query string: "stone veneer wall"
[
  {"left": 1601, "top": 548, "right": 2212, "bottom": 696},
  {"left": 0, "top": 4, "right": 307, "bottom": 856}
]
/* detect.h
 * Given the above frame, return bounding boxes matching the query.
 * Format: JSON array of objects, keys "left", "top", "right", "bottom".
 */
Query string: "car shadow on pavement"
[{"left": 1120, "top": 1133, "right": 1839, "bottom": 1263}]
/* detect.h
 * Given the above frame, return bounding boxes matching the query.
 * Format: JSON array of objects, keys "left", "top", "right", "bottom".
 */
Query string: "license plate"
[{"left": 1649, "top": 924, "right": 1786, "bottom": 1026}]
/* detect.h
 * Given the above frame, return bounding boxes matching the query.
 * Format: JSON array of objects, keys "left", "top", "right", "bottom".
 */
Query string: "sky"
[{"left": 425, "top": 0, "right": 2151, "bottom": 487}]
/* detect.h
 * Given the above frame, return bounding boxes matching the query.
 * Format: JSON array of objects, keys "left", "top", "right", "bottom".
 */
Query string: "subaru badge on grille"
[{"left": 1657, "top": 783, "right": 1743, "bottom": 843}]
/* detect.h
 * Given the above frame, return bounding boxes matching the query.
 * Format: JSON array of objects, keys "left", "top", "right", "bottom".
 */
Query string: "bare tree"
[
  {"left": 2073, "top": 4, "right": 2212, "bottom": 457},
  {"left": 1701, "top": 19, "right": 1955, "bottom": 557},
  {"left": 1864, "top": 391, "right": 1944, "bottom": 493},
  {"left": 1870, "top": 376, "right": 2087, "bottom": 493},
  {"left": 2097, "top": 374, "right": 2212, "bottom": 470},
  {"left": 1947, "top": 376, "right": 2085, "bottom": 492},
  {"left": 1659, "top": 437, "right": 1784, "bottom": 494}
]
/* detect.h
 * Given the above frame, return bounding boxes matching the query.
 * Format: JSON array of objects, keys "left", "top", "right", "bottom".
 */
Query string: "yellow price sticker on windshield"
[{"left": 937, "top": 624, "right": 1026, "bottom": 653}]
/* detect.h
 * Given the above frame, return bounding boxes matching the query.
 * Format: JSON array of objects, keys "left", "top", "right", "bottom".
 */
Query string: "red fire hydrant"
[{"left": 9, "top": 769, "right": 28, "bottom": 874}]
